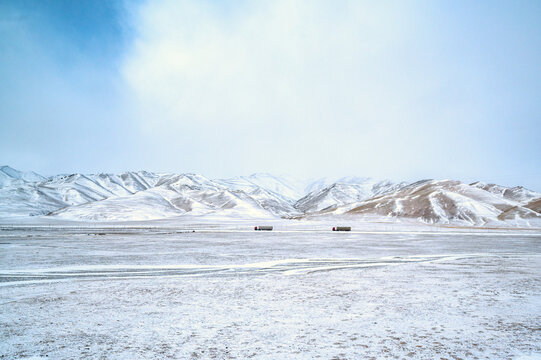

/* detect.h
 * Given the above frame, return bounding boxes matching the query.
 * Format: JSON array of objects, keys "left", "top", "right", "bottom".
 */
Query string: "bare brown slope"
[{"left": 499, "top": 197, "right": 541, "bottom": 220}]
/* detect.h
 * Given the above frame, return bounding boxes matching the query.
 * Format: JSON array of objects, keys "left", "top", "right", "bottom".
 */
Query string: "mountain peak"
[
  {"left": 1, "top": 165, "right": 18, "bottom": 176},
  {"left": 0, "top": 165, "right": 45, "bottom": 186}
]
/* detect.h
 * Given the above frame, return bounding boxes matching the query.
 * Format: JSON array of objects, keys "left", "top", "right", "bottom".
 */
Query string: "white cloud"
[{"left": 120, "top": 0, "right": 539, "bottom": 185}]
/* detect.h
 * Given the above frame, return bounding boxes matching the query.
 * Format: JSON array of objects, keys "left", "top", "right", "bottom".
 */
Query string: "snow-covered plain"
[{"left": 1, "top": 223, "right": 540, "bottom": 359}]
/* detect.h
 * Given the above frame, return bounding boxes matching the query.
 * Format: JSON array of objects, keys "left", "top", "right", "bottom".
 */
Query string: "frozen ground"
[{"left": 1, "top": 225, "right": 540, "bottom": 359}]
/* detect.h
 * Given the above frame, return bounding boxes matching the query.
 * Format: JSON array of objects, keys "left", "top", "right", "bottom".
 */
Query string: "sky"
[{"left": 1, "top": 0, "right": 540, "bottom": 190}]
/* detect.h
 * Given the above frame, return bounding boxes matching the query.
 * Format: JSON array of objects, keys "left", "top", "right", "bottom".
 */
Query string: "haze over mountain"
[{"left": 0, "top": 166, "right": 540, "bottom": 227}]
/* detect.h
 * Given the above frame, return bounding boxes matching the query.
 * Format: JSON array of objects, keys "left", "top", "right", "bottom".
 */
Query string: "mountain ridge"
[{"left": 0, "top": 166, "right": 539, "bottom": 227}]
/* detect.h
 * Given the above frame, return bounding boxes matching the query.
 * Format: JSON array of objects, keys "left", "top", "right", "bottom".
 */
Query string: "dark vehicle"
[
  {"left": 332, "top": 226, "right": 351, "bottom": 231},
  {"left": 254, "top": 226, "right": 273, "bottom": 231}
]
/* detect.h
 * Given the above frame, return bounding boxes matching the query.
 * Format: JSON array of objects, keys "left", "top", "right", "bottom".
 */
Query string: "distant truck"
[
  {"left": 332, "top": 226, "right": 351, "bottom": 231},
  {"left": 254, "top": 226, "right": 273, "bottom": 231}
]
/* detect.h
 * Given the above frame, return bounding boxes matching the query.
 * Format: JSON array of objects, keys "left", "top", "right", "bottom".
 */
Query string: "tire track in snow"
[{"left": 1, "top": 253, "right": 538, "bottom": 286}]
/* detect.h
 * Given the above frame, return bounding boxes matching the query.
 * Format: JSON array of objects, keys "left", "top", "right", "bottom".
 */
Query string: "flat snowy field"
[{"left": 1, "top": 226, "right": 540, "bottom": 359}]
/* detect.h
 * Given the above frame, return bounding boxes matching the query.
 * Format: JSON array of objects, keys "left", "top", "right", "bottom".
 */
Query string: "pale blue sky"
[{"left": 1, "top": 0, "right": 540, "bottom": 190}]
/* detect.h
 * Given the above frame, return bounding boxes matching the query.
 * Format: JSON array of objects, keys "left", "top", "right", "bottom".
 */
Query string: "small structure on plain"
[
  {"left": 254, "top": 226, "right": 273, "bottom": 231},
  {"left": 332, "top": 226, "right": 351, "bottom": 231}
]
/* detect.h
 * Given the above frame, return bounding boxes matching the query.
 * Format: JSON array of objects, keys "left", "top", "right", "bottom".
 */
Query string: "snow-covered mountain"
[
  {"left": 294, "top": 179, "right": 407, "bottom": 213},
  {"left": 303, "top": 176, "right": 379, "bottom": 194},
  {"left": 216, "top": 173, "right": 306, "bottom": 201},
  {"left": 51, "top": 178, "right": 274, "bottom": 221},
  {"left": 470, "top": 181, "right": 539, "bottom": 203},
  {"left": 0, "top": 170, "right": 161, "bottom": 217},
  {"left": 306, "top": 179, "right": 541, "bottom": 226},
  {"left": 0, "top": 166, "right": 540, "bottom": 227},
  {"left": 0, "top": 168, "right": 296, "bottom": 220}
]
